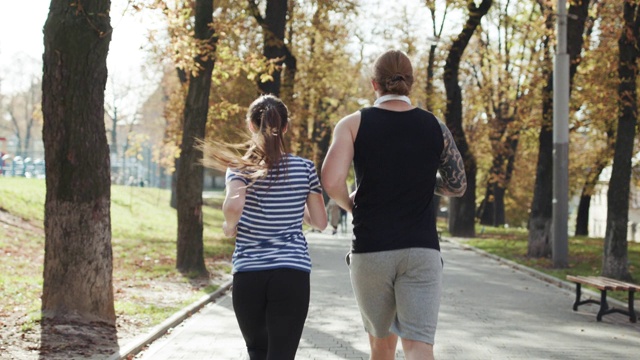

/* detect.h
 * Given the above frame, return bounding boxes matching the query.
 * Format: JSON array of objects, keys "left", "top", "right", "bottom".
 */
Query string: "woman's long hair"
[{"left": 199, "top": 94, "right": 289, "bottom": 181}]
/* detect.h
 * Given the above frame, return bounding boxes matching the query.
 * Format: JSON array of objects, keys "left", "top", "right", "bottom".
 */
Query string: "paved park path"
[{"left": 134, "top": 231, "right": 640, "bottom": 359}]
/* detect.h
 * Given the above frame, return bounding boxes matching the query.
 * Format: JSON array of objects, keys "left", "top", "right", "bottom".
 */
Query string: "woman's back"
[{"left": 228, "top": 154, "right": 322, "bottom": 273}]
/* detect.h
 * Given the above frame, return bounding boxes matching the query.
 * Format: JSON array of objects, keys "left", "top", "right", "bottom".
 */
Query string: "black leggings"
[{"left": 232, "top": 268, "right": 310, "bottom": 360}]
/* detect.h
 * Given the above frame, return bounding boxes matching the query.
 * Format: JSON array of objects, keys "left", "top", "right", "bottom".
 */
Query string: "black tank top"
[{"left": 351, "top": 107, "right": 444, "bottom": 253}]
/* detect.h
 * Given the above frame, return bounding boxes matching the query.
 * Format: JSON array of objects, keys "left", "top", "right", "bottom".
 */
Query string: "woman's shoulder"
[
  {"left": 285, "top": 155, "right": 320, "bottom": 177},
  {"left": 286, "top": 154, "right": 315, "bottom": 167}
]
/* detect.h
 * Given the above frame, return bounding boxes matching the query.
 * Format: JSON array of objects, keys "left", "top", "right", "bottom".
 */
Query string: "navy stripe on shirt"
[{"left": 226, "top": 154, "right": 322, "bottom": 273}]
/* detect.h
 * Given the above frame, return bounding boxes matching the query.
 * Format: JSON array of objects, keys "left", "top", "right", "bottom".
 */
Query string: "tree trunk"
[
  {"left": 479, "top": 113, "right": 517, "bottom": 227},
  {"left": 280, "top": 0, "right": 297, "bottom": 105},
  {"left": 294, "top": 3, "right": 324, "bottom": 164},
  {"left": 575, "top": 156, "right": 609, "bottom": 236},
  {"left": 602, "top": 0, "right": 639, "bottom": 281},
  {"left": 24, "top": 118, "right": 33, "bottom": 158},
  {"left": 574, "top": 194, "right": 591, "bottom": 236},
  {"left": 41, "top": 0, "right": 115, "bottom": 324},
  {"left": 528, "top": 0, "right": 591, "bottom": 257},
  {"left": 279, "top": 8, "right": 296, "bottom": 154},
  {"left": 480, "top": 182, "right": 506, "bottom": 227},
  {"left": 8, "top": 110, "right": 23, "bottom": 157},
  {"left": 448, "top": 173, "right": 477, "bottom": 237},
  {"left": 170, "top": 157, "right": 178, "bottom": 209},
  {"left": 424, "top": 1, "right": 448, "bottom": 113},
  {"left": 110, "top": 108, "right": 118, "bottom": 154},
  {"left": 24, "top": 87, "right": 36, "bottom": 157},
  {"left": 443, "top": 0, "right": 492, "bottom": 238},
  {"left": 425, "top": 44, "right": 437, "bottom": 112},
  {"left": 280, "top": 50, "right": 296, "bottom": 100},
  {"left": 311, "top": 98, "right": 334, "bottom": 170},
  {"left": 176, "top": 0, "right": 216, "bottom": 276},
  {"left": 527, "top": 8, "right": 553, "bottom": 256},
  {"left": 248, "top": 0, "right": 289, "bottom": 96},
  {"left": 170, "top": 69, "right": 188, "bottom": 209}
]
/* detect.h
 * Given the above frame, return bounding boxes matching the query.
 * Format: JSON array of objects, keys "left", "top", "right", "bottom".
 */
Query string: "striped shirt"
[{"left": 226, "top": 154, "right": 322, "bottom": 274}]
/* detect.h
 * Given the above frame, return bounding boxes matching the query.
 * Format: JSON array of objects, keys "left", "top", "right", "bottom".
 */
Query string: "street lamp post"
[{"left": 553, "top": 0, "right": 569, "bottom": 268}]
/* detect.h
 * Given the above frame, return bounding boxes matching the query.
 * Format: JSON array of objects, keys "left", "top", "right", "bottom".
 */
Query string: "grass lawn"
[
  {"left": 440, "top": 222, "right": 640, "bottom": 303},
  {"left": 0, "top": 177, "right": 234, "bottom": 336},
  {"left": 3, "top": 178, "right": 639, "bottom": 341}
]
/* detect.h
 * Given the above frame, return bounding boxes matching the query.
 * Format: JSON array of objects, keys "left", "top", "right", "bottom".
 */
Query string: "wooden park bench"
[{"left": 566, "top": 275, "right": 638, "bottom": 323}]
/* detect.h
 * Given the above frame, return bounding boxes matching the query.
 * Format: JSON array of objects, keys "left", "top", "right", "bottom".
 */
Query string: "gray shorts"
[{"left": 348, "top": 248, "right": 443, "bottom": 344}]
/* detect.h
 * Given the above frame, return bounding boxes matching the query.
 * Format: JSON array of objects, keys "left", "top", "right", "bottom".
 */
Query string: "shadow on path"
[{"left": 300, "top": 325, "right": 370, "bottom": 359}]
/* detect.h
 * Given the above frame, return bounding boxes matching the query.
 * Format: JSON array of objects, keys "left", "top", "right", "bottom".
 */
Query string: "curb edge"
[{"left": 107, "top": 279, "right": 233, "bottom": 360}]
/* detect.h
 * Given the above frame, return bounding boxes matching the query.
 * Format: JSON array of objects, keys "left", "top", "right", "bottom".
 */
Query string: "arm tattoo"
[{"left": 435, "top": 121, "right": 467, "bottom": 197}]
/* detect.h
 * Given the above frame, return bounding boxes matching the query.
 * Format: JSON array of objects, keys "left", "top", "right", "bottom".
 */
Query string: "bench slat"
[
  {"left": 594, "top": 277, "right": 640, "bottom": 291},
  {"left": 566, "top": 275, "right": 639, "bottom": 291},
  {"left": 566, "top": 275, "right": 610, "bottom": 290},
  {"left": 592, "top": 277, "right": 627, "bottom": 291}
]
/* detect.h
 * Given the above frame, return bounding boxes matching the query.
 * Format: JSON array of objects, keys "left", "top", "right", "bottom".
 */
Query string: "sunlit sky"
[
  {"left": 0, "top": 0, "right": 157, "bottom": 95},
  {"left": 0, "top": 1, "right": 456, "bottom": 96}
]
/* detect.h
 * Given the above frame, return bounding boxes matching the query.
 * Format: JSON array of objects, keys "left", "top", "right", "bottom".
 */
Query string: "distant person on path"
[
  {"left": 200, "top": 94, "right": 327, "bottom": 360},
  {"left": 321, "top": 50, "right": 467, "bottom": 360},
  {"left": 339, "top": 206, "right": 347, "bottom": 233},
  {"left": 326, "top": 198, "right": 341, "bottom": 234}
]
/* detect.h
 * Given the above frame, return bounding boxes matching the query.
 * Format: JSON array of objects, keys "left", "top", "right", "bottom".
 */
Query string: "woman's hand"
[{"left": 222, "top": 221, "right": 238, "bottom": 237}]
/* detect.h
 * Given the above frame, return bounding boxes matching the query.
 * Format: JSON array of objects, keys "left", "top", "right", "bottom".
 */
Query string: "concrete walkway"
[{"left": 134, "top": 231, "right": 640, "bottom": 359}]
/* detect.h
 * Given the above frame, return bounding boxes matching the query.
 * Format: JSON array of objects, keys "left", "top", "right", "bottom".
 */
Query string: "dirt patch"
[
  {"left": 1, "top": 269, "right": 231, "bottom": 360},
  {"left": 0, "top": 211, "right": 232, "bottom": 360},
  {"left": 1, "top": 277, "right": 231, "bottom": 360},
  {"left": 0, "top": 210, "right": 44, "bottom": 236}
]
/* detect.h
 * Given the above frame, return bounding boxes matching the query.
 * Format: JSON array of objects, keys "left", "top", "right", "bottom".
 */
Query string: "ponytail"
[
  {"left": 257, "top": 105, "right": 286, "bottom": 170},
  {"left": 199, "top": 95, "right": 289, "bottom": 183}
]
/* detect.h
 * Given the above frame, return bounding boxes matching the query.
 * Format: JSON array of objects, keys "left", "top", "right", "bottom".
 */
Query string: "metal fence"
[
  {"left": 0, "top": 154, "right": 45, "bottom": 178},
  {"left": 109, "top": 150, "right": 171, "bottom": 189},
  {"left": 1, "top": 150, "right": 171, "bottom": 189}
]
